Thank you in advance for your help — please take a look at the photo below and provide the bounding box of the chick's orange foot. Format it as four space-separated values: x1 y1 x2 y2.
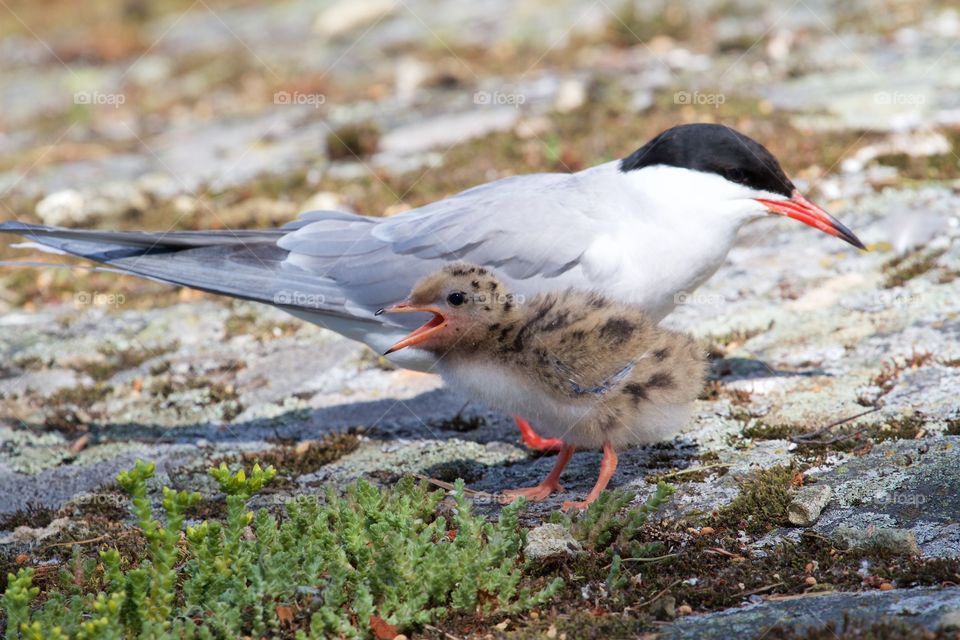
514 416 564 451
500 482 563 503
562 443 618 511
500 442 575 503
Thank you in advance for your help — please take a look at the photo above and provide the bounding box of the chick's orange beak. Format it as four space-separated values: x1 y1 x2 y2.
755 189 865 250
379 302 447 354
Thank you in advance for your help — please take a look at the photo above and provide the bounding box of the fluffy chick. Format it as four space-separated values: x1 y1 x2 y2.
382 262 705 509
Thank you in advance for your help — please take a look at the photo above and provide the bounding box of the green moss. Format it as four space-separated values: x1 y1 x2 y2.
874 151 960 181
714 465 795 535
871 413 925 442
216 431 361 482
356 347 398 371
72 342 178 382
223 307 300 340
145 376 243 422
550 485 674 559
2 461 561 638
741 420 796 441
946 419 960 436
740 410 938 457
44 382 114 432
703 324 771 358
882 247 947 288
0 502 57 533
10 355 46 371
604 1 693 47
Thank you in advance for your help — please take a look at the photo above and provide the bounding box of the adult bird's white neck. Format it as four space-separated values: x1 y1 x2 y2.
579 163 765 321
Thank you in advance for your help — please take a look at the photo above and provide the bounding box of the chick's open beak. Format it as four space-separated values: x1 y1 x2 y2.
379 302 447 354
755 189 865 250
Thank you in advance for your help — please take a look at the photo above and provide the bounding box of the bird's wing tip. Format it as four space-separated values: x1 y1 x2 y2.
0 221 47 233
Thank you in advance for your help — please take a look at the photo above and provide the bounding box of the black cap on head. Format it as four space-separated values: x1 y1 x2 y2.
620 123 795 197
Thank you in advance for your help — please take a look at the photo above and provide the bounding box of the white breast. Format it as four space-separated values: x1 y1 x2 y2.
437 358 595 440
436 357 695 450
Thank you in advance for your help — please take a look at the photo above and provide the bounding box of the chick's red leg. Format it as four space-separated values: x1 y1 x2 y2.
501 443 575 503
514 415 564 451
562 442 618 511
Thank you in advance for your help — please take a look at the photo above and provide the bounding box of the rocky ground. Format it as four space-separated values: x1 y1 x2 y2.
1 0 960 637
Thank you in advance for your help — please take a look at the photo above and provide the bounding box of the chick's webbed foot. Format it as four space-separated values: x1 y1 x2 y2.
499 442 575 503
514 416 564 451
561 442 618 512
501 481 563 503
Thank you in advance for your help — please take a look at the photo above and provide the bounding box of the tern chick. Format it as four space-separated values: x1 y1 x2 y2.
382 263 706 509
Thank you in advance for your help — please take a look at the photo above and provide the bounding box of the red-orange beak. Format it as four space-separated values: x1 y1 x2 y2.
755 189 865 250
378 302 447 355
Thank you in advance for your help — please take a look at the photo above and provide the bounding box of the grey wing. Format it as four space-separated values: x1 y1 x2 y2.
277 172 598 315
0 172 597 339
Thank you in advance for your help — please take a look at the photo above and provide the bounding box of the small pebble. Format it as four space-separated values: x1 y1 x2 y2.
787 484 832 527
700 526 715 536
525 524 583 560
677 604 693 615
804 576 817 586
880 582 894 591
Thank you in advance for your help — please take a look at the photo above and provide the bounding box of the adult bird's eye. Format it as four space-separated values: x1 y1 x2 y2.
727 168 747 184
447 291 467 306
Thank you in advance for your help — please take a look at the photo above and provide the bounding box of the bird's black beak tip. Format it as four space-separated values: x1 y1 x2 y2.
843 232 867 252
375 307 385 316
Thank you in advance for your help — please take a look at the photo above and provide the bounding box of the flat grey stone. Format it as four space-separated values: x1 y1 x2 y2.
524 523 582 561
832 526 922 556
663 587 960 639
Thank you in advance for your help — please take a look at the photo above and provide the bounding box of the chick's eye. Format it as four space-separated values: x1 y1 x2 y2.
447 291 467 306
